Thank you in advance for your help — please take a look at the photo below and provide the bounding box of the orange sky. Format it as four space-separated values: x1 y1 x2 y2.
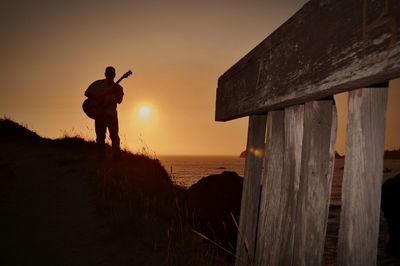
1 1 399 155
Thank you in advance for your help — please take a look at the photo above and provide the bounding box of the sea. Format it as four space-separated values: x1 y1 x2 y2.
158 155 245 188
158 155 399 189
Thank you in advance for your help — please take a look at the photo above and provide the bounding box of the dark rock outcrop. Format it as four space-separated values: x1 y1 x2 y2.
382 173 400 258
187 171 243 253
384 149 400 160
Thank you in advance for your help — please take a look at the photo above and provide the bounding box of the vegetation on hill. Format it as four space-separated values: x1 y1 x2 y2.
0 118 230 265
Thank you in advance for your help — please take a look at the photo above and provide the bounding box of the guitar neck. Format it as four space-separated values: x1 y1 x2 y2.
115 77 125 85
113 70 132 86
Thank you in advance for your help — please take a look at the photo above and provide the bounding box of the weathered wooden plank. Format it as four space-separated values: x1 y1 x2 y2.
254 111 285 266
216 0 400 121
292 100 338 265
337 87 388 266
235 115 267 266
255 105 304 265
279 105 304 265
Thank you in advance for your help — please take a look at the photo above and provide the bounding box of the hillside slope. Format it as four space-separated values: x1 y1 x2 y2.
0 119 224 266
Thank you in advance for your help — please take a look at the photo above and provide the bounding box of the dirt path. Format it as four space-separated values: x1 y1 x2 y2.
0 140 117 266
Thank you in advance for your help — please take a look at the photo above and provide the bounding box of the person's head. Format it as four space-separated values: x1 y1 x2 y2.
105 66 116 80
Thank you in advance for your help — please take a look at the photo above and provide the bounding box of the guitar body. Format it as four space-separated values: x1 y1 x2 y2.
82 98 102 120
83 70 132 120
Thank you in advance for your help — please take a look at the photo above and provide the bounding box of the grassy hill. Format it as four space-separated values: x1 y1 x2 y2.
0 118 228 266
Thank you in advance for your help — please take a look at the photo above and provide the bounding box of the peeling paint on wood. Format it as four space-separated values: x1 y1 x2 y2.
253 101 337 265
235 115 267 266
254 105 304 265
254 111 285 266
292 100 337 265
216 0 400 121
337 87 388 266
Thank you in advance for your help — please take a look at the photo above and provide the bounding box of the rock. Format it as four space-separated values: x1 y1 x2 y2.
187 171 243 253
383 167 392 173
384 149 400 159
335 151 344 159
382 173 400 258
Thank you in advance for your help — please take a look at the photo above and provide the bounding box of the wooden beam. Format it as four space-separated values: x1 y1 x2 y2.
216 0 400 121
337 87 388 266
235 115 267 266
292 100 337 265
255 105 304 265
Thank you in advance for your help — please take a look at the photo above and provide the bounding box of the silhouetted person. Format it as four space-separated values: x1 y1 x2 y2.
85 66 124 159
381 173 400 258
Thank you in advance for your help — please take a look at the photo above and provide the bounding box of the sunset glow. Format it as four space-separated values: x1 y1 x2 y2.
0 1 399 155
138 105 151 118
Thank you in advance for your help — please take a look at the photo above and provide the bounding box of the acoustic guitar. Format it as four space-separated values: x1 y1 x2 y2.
83 70 132 119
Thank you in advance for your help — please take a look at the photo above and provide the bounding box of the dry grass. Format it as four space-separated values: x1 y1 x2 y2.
0 118 233 265
82 148 232 265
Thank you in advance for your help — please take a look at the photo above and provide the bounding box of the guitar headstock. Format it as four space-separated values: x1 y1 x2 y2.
122 70 133 79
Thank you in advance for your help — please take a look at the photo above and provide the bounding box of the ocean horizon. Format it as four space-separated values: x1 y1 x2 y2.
158 155 245 187
158 155 400 192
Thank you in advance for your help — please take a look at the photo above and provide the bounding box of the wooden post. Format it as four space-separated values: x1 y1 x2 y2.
255 110 285 265
255 105 304 265
280 105 305 265
214 2 399 265
338 87 388 266
293 100 338 265
235 115 267 266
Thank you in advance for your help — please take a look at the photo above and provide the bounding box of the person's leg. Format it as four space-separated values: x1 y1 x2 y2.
95 119 107 159
108 114 120 158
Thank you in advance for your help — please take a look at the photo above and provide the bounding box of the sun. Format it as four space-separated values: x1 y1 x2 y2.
138 105 151 118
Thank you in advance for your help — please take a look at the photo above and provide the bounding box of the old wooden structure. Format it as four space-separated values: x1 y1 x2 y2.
215 0 399 265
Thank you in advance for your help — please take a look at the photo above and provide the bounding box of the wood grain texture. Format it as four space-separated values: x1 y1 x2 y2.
235 115 267 266
216 0 400 121
292 100 338 265
255 105 304 265
254 111 285 266
337 87 388 266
